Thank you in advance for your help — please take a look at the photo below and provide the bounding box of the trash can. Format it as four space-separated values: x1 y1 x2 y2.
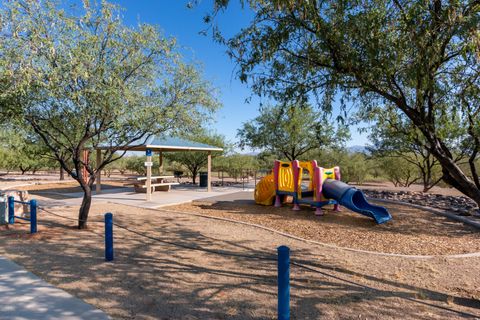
199 172 208 188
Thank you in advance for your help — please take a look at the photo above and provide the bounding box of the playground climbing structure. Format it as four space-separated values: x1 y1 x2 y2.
255 160 392 224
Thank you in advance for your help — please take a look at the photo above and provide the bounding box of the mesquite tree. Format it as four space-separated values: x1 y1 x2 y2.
207 0 480 205
366 107 444 192
166 130 226 184
237 104 348 160
0 127 57 175
0 1 219 228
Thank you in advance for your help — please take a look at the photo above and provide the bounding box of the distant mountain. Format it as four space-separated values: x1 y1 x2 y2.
347 145 369 154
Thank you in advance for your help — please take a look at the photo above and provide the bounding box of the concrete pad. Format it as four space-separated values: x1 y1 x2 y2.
34 185 255 209
0 256 109 320
193 191 255 204
90 186 249 209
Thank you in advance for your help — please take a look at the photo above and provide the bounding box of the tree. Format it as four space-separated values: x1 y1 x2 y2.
366 107 443 192
103 156 129 177
379 157 421 188
0 1 219 228
307 148 369 184
0 126 56 175
341 153 369 185
255 151 277 171
166 130 226 184
237 104 348 160
208 0 480 205
0 142 15 173
124 156 148 175
124 155 164 176
216 153 258 182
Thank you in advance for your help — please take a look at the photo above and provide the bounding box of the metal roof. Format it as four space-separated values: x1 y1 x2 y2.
99 135 223 152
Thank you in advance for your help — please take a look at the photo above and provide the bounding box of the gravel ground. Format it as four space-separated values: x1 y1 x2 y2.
0 202 479 319
353 181 466 197
363 189 480 216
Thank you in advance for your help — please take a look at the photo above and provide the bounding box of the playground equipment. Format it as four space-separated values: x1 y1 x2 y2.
255 160 392 224
254 173 276 205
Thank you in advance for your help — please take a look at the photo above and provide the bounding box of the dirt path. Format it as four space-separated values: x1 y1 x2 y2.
0 202 479 319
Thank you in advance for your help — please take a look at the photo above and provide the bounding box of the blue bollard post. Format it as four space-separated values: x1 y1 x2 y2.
278 245 290 320
30 200 37 234
8 196 14 224
105 213 114 261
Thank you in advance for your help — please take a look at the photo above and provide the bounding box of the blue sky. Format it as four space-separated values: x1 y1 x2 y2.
111 1 369 148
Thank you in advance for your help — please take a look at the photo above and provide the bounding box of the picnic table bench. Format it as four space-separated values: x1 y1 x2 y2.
126 176 179 193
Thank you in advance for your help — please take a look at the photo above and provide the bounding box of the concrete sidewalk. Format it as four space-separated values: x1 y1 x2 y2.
0 256 109 320
34 185 253 209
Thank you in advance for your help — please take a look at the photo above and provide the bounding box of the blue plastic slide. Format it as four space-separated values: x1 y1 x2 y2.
322 179 392 224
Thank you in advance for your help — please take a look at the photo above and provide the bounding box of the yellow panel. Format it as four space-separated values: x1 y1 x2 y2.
322 167 336 181
277 161 295 192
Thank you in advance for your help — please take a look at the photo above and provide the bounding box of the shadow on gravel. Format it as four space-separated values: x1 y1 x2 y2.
28 184 127 197
1 210 479 319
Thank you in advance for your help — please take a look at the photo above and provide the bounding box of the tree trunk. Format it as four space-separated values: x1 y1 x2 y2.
431 146 480 206
192 170 197 184
423 183 434 193
60 166 65 180
422 172 434 192
78 185 92 229
400 106 480 206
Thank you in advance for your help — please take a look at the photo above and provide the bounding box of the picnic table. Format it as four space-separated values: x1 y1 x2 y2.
127 175 179 193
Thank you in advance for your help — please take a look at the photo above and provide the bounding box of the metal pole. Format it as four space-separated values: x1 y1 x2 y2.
30 200 37 234
278 245 290 320
8 196 14 224
105 213 114 261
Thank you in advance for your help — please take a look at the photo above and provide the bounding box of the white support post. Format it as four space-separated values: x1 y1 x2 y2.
146 149 152 201
207 151 212 192
95 149 102 194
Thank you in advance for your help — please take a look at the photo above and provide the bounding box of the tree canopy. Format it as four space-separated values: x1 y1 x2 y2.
0 0 220 227
208 0 480 205
365 106 443 191
0 126 56 174
237 103 348 160
166 129 227 184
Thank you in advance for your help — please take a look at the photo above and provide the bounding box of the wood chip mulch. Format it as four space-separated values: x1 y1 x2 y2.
171 201 480 256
